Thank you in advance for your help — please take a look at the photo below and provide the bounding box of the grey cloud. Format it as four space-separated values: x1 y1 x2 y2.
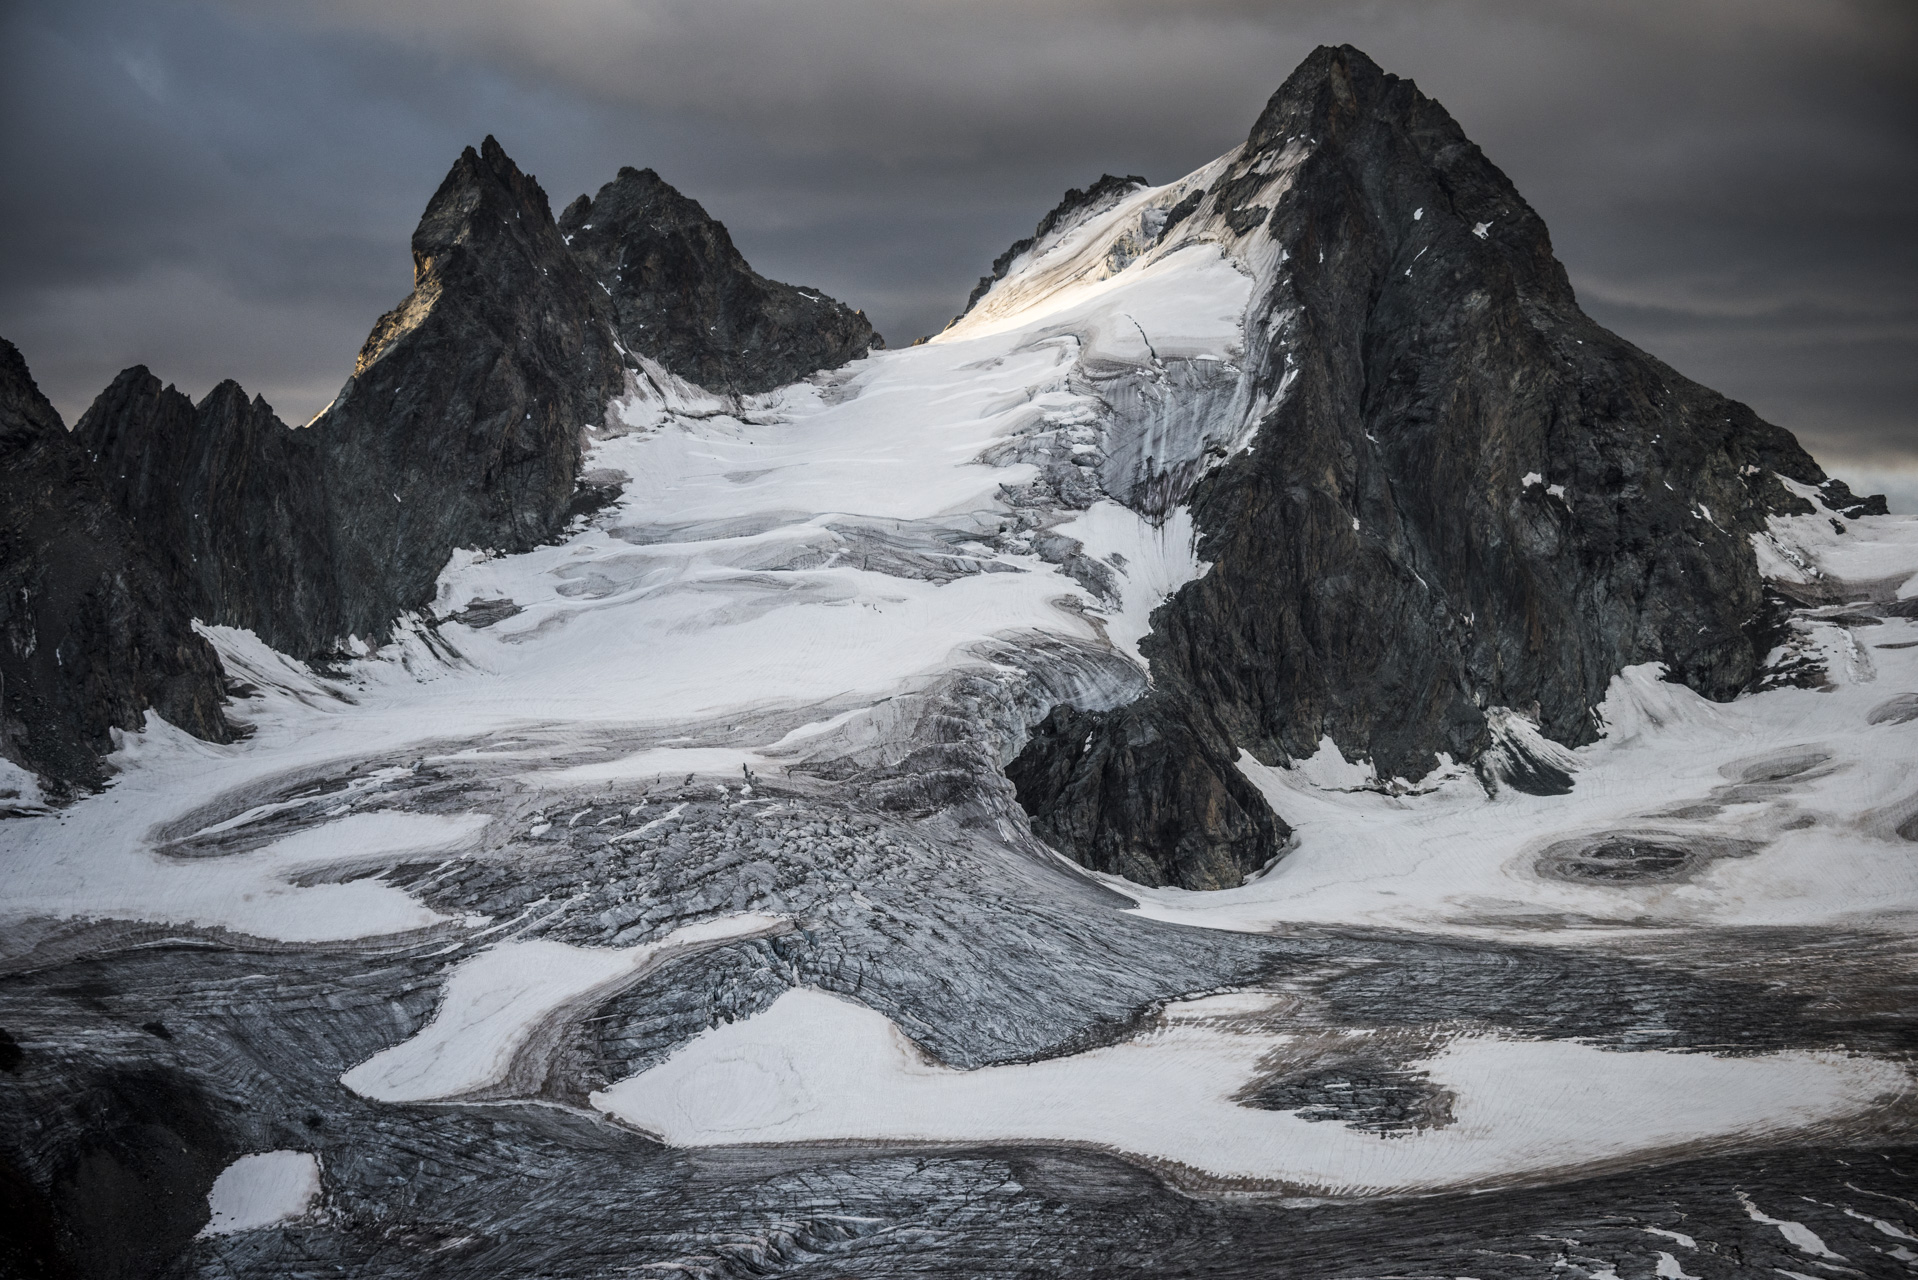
3 0 1912 497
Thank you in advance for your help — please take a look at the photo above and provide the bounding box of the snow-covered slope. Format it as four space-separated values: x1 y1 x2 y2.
4 43 1917 1280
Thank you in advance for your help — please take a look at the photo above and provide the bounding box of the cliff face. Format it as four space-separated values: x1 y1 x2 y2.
78 371 335 658
77 137 625 659
1006 46 1879 889
309 136 627 649
560 167 880 396
0 340 231 794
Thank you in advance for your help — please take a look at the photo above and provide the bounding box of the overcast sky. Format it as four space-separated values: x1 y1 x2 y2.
4 0 1914 504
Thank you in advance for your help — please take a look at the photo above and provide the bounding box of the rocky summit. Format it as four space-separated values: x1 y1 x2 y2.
561 166 881 395
0 341 230 797
1005 45 1884 889
4 43 1917 1280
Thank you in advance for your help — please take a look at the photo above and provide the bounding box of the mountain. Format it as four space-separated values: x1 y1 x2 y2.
302 135 628 652
559 166 881 395
77 369 335 660
70 140 883 675
1001 45 1884 889
4 45 1916 1280
0 340 231 795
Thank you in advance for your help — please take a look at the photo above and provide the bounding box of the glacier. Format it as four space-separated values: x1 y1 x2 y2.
2 43 1917 1280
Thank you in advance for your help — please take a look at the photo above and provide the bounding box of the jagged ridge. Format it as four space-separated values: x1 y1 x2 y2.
0 341 231 792
954 173 1149 324
560 167 880 396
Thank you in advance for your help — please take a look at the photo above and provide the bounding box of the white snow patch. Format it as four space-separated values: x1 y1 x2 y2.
592 986 1905 1193
0 757 47 813
1051 502 1206 670
342 913 790 1103
1655 1252 1700 1279
1 807 487 943
1285 738 1376 791
1842 1206 1918 1240
1737 1191 1847 1260
199 1151 321 1236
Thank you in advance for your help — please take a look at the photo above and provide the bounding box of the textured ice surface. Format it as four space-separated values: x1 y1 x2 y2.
343 913 789 1102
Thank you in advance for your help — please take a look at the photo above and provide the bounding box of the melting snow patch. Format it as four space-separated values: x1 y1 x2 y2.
1842 1206 1917 1240
1655 1252 1700 1279
592 986 1905 1193
199 1151 321 1236
343 913 791 1103
1736 1191 1846 1260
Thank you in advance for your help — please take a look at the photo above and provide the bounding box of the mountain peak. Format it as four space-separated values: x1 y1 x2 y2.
561 165 880 394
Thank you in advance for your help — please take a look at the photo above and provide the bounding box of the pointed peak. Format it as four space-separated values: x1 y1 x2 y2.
195 378 256 416
479 134 513 171
0 336 67 446
563 164 717 240
414 136 558 262
1245 43 1405 151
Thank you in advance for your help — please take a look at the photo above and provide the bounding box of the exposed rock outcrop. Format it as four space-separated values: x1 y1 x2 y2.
560 167 880 395
310 135 626 649
78 371 335 658
78 136 626 659
1007 46 1882 889
0 340 231 794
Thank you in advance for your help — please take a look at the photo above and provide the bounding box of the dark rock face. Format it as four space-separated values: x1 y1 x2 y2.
311 136 626 648
559 167 880 395
0 340 230 794
73 141 882 668
1009 46 1875 889
77 137 625 659
77 371 335 658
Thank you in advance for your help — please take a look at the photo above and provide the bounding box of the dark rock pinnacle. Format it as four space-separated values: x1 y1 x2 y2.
560 166 881 396
0 339 231 793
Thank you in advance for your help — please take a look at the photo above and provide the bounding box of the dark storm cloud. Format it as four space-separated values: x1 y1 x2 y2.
3 0 1913 499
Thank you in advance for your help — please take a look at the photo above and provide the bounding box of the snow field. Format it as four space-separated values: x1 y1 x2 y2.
591 985 1907 1193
